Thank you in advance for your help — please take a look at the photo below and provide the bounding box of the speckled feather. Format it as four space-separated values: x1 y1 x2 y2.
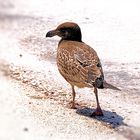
57 40 104 88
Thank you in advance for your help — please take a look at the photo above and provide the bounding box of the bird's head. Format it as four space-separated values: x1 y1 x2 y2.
46 22 82 42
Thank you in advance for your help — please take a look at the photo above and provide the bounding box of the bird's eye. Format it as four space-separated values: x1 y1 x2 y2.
60 29 66 33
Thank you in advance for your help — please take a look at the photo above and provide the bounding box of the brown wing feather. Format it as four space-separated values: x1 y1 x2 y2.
57 40 104 88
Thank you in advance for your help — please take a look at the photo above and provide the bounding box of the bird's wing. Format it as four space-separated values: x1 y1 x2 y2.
73 44 101 68
73 44 104 85
57 41 103 87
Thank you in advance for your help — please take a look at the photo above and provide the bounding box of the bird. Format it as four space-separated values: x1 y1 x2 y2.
46 22 104 116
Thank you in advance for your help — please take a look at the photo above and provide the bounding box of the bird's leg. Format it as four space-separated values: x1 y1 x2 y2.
70 85 76 109
91 87 103 116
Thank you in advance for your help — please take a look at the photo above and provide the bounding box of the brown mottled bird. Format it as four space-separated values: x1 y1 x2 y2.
46 22 104 116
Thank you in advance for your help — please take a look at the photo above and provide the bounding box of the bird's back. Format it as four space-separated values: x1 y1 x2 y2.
57 40 104 88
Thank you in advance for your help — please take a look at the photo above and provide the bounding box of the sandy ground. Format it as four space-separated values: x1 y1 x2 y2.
0 0 140 139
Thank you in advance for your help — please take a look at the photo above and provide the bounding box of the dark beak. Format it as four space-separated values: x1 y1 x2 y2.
46 29 59 37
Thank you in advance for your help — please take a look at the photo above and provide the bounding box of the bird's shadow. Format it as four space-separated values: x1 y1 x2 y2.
76 107 127 128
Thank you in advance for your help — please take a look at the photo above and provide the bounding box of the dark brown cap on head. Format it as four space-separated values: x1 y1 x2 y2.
46 22 82 42
56 22 79 29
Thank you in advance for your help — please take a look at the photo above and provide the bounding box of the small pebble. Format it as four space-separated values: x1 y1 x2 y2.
23 127 28 132
19 54 23 57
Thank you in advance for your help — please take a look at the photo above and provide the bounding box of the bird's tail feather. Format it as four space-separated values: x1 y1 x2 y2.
103 81 121 91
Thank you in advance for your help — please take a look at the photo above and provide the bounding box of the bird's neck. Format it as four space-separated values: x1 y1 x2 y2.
59 38 82 45
61 37 82 41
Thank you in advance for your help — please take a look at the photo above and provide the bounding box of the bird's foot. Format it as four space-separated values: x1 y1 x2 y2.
91 107 104 117
70 105 77 109
68 101 79 109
